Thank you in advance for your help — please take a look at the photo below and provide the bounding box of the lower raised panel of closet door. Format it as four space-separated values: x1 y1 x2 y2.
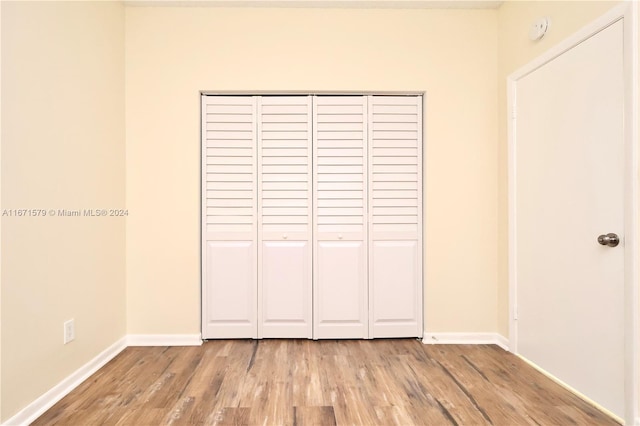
370 240 421 338
260 240 312 338
314 240 368 339
203 240 257 339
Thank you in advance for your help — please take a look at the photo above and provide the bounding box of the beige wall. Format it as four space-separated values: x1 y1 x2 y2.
125 7 499 335
0 1 126 421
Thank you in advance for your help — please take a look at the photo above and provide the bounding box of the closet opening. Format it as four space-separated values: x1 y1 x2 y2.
201 93 423 340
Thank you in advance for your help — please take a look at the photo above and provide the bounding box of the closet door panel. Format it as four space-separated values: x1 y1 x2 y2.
203 241 257 338
315 241 367 339
260 241 311 337
370 240 420 338
258 96 313 338
313 96 368 339
202 95 257 339
368 95 423 338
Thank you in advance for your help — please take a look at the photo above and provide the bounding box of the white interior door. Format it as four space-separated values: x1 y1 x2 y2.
258 96 313 338
313 96 369 339
202 96 258 339
514 20 625 417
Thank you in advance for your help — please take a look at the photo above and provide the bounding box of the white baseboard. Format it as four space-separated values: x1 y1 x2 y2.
127 334 202 347
2 337 127 426
516 354 624 425
422 332 509 351
495 334 509 350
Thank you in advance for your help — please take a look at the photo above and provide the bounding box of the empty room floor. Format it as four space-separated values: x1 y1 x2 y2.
32 339 618 425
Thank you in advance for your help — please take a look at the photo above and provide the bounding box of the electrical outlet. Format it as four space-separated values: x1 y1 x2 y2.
64 319 75 344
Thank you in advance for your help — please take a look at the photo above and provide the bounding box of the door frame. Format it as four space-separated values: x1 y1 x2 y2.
507 2 638 424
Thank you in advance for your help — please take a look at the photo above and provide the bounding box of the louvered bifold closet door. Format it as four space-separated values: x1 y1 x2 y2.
313 96 369 339
258 96 313 338
368 95 423 338
202 95 258 339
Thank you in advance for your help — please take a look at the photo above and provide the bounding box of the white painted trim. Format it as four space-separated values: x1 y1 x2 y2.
202 90 425 96
494 333 509 351
507 2 638 424
126 334 203 346
0 2 3 422
624 2 639 425
507 73 517 354
422 333 509 351
517 354 624 425
200 94 207 341
1 337 127 426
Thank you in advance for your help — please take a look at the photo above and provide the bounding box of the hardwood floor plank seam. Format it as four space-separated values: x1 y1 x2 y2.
433 359 494 424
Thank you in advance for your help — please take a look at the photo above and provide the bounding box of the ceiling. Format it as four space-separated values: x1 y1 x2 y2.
124 0 504 9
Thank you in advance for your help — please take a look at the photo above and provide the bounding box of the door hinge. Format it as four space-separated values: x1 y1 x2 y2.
513 305 518 321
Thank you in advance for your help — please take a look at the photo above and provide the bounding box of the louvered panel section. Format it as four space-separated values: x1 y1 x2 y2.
258 96 313 338
369 96 422 237
203 96 257 235
314 96 368 235
258 96 312 236
368 95 423 339
202 95 258 339
313 96 368 339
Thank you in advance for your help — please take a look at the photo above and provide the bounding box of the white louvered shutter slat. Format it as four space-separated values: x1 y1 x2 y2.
201 95 258 339
368 95 423 338
258 96 313 338
313 96 368 339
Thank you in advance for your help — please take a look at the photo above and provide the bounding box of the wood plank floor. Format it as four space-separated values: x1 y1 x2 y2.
33 339 619 425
